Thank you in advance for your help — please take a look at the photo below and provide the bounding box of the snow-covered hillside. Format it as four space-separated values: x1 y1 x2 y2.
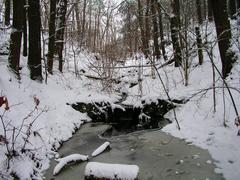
0 21 240 180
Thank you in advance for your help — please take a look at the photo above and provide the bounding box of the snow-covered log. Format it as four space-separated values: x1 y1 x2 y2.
91 141 110 157
53 154 88 175
85 162 139 180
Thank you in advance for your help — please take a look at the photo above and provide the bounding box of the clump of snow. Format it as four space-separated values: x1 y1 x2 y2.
85 162 139 180
53 154 88 175
91 141 110 157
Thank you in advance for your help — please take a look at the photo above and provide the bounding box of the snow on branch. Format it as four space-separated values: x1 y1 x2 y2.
85 162 139 180
53 154 89 175
91 141 111 158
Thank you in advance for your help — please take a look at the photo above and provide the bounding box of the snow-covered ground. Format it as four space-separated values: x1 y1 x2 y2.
0 21 240 180
0 31 119 179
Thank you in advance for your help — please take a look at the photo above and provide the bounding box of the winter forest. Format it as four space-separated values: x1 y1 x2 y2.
0 0 240 179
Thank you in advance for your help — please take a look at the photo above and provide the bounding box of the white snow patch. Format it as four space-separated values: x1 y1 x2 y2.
53 154 88 175
85 162 139 180
91 142 110 157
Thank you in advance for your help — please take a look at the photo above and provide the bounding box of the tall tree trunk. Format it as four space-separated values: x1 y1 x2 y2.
170 0 182 67
196 0 203 24
145 0 150 55
229 0 237 18
151 0 161 60
4 0 11 26
47 0 56 74
237 0 240 10
56 0 67 73
156 0 167 60
137 0 149 57
81 0 87 47
208 0 213 21
8 0 24 74
74 3 81 43
196 0 204 65
211 0 236 78
88 0 93 49
195 27 203 65
203 0 207 21
28 0 43 81
23 0 28 57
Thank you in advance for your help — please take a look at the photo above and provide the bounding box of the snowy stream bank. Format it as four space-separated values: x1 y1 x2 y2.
44 123 223 180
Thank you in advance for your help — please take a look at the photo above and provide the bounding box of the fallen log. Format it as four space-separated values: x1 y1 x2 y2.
85 162 139 180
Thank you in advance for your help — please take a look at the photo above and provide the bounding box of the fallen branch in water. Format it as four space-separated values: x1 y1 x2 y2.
53 154 89 175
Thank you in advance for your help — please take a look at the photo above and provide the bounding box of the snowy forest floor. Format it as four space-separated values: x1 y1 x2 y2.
0 22 240 180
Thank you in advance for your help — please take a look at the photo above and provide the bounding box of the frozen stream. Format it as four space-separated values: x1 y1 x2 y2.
44 123 224 180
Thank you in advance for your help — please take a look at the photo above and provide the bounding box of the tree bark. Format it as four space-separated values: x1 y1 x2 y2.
195 0 204 65
156 0 167 60
8 0 24 75
145 0 150 55
207 0 213 21
151 0 161 60
137 0 149 57
196 0 203 24
74 3 81 43
47 0 56 74
28 0 43 81
195 27 203 65
211 0 236 78
4 0 11 26
81 0 87 47
23 0 28 57
55 0 67 73
170 0 182 67
237 0 240 10
228 0 236 18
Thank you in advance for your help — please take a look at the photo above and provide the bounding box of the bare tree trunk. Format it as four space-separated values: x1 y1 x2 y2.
88 0 93 49
237 0 240 10
4 0 11 26
56 0 67 73
145 0 150 54
203 0 207 21
229 0 237 19
47 0 56 74
195 0 204 65
156 0 167 60
151 0 161 60
23 0 28 57
170 0 182 67
211 0 236 78
196 0 203 24
208 0 213 21
137 0 149 57
28 0 43 81
8 0 24 75
74 3 81 43
195 27 203 65
81 0 87 47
